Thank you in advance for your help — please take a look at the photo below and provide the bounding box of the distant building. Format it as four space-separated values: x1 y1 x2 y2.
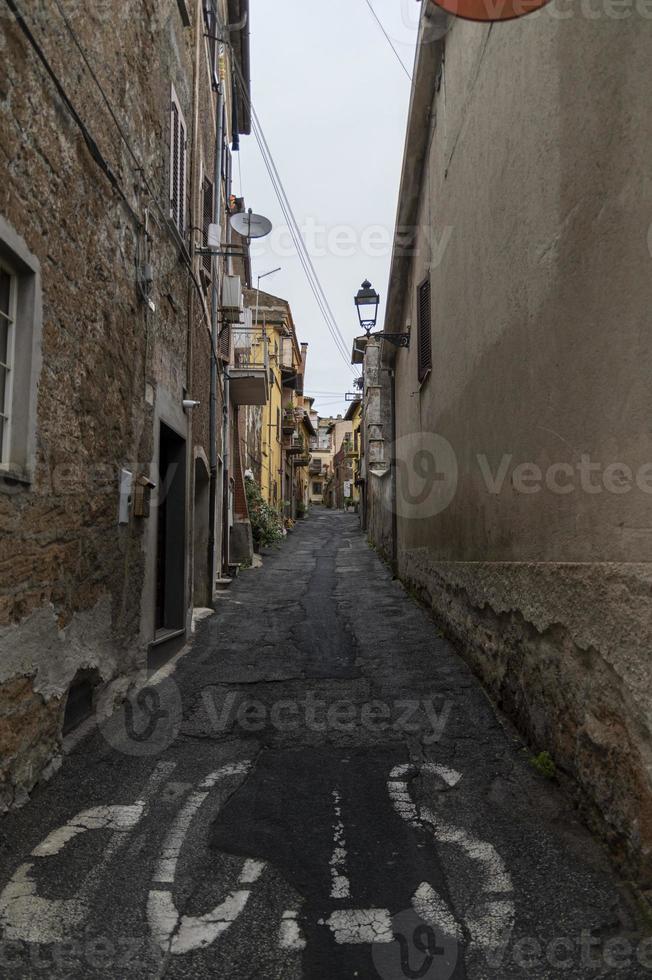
241 290 313 523
307 414 353 507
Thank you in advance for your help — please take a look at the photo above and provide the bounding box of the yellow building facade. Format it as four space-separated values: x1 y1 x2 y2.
243 288 311 515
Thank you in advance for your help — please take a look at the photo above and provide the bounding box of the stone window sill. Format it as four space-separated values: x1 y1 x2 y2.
0 468 32 493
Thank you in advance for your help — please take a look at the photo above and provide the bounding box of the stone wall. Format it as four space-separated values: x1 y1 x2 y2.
399 549 652 882
383 9 652 881
0 0 227 807
362 339 394 562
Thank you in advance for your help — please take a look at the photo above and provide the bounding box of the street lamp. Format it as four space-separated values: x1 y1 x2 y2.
353 279 409 349
355 280 380 334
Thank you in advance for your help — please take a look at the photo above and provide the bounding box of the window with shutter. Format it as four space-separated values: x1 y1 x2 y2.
0 264 16 466
202 176 214 279
416 276 432 383
170 104 179 227
203 0 220 89
169 87 187 235
0 222 41 482
178 117 186 234
218 324 231 361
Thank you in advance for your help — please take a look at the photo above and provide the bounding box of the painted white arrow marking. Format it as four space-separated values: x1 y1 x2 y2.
0 761 175 944
388 763 514 951
147 760 265 955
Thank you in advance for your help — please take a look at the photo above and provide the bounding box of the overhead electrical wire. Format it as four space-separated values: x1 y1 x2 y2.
229 55 356 376
13 0 223 368
19 0 355 384
362 0 413 81
249 114 355 373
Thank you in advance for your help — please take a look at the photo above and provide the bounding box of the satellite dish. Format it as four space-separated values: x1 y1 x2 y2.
229 209 273 240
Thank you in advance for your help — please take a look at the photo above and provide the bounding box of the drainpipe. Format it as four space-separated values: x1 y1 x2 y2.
209 83 225 586
222 102 235 575
389 366 398 577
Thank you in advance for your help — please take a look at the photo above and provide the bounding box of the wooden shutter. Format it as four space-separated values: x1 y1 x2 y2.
170 88 187 234
417 276 432 383
202 176 214 277
178 117 186 234
218 324 231 361
170 102 179 227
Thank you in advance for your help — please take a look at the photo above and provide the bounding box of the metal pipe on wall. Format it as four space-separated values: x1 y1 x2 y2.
208 81 225 587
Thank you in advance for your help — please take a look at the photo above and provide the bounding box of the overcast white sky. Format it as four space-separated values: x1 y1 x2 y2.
235 0 419 417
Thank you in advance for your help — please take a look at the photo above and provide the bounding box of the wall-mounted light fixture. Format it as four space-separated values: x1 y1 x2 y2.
354 280 409 349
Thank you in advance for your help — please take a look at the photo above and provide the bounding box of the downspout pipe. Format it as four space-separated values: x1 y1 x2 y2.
389 366 398 576
209 82 225 586
222 102 234 575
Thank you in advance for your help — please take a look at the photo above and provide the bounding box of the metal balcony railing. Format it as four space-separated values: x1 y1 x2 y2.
231 328 269 371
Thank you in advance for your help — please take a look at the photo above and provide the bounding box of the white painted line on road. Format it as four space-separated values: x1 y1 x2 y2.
420 805 513 895
329 788 351 899
147 760 265 955
465 899 516 951
388 763 515 952
323 908 394 945
32 804 144 857
0 761 176 944
422 763 463 788
147 886 252 956
279 910 307 950
412 881 463 941
153 762 251 886
239 859 266 884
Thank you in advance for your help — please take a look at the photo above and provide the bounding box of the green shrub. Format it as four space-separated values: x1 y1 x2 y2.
530 750 556 779
245 479 284 548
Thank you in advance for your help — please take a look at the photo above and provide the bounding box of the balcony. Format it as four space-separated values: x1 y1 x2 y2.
286 435 307 456
282 409 298 435
309 460 322 476
229 328 269 406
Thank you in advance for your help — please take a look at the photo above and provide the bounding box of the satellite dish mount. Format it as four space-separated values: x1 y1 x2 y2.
198 208 273 258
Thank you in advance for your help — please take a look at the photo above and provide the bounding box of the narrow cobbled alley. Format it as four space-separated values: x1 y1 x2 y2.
0 512 645 979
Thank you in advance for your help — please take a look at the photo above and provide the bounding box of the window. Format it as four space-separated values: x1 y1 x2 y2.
170 87 187 235
203 0 221 90
416 276 432 383
201 175 214 279
0 218 41 484
276 407 280 440
313 482 323 495
0 264 15 466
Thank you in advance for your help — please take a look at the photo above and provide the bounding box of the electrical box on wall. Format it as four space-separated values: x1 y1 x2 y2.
134 475 156 518
118 469 132 525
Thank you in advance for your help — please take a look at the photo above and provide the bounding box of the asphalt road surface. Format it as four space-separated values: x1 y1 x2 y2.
0 511 648 979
